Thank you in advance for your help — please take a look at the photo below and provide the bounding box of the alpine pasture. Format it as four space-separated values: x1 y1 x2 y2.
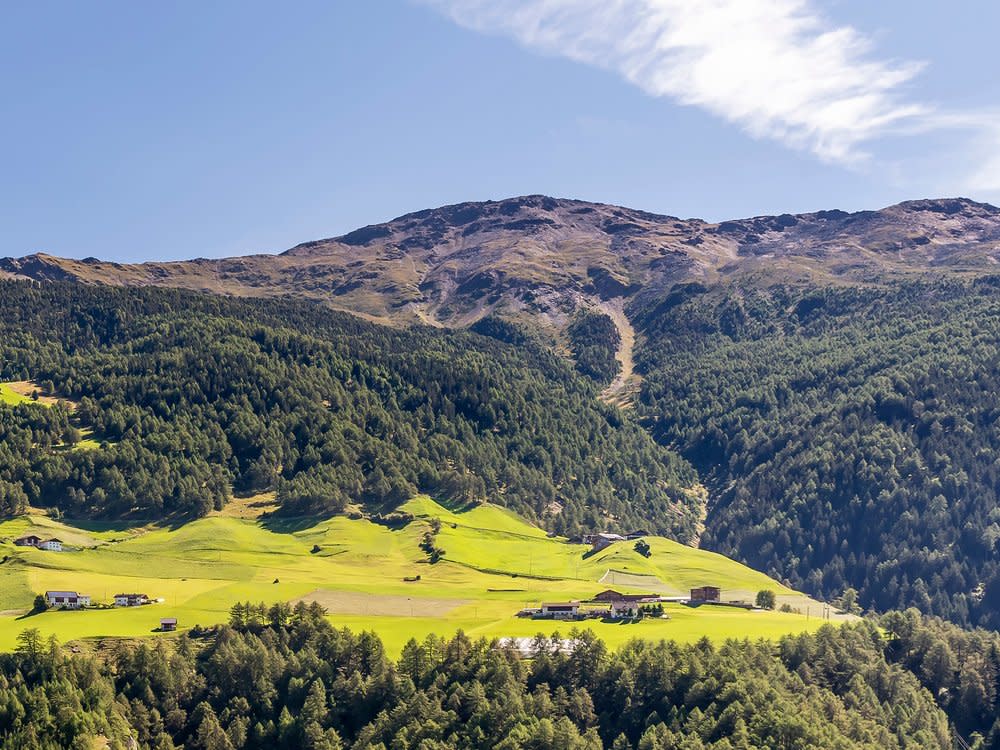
0 496 840 655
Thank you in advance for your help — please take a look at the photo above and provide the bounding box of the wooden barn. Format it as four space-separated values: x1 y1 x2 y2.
690 586 721 603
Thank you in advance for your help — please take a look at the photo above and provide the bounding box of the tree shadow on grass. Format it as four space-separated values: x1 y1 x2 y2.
64 509 201 533
50 517 144 534
15 612 37 621
259 514 325 534
423 496 479 515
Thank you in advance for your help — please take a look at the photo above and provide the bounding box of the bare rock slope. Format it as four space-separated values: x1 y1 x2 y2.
3 195 1000 333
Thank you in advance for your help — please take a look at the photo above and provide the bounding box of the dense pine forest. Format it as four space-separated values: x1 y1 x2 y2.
0 281 698 538
566 311 621 385
635 277 1000 629
11 606 1000 749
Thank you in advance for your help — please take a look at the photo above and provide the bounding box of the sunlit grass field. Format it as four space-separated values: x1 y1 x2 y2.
0 496 841 656
0 382 42 406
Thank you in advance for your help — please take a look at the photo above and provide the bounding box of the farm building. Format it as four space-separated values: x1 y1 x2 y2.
609 597 658 618
592 589 626 601
625 530 650 540
15 536 62 551
114 593 150 607
45 590 90 609
541 602 580 619
160 618 177 632
690 586 721 603
590 589 659 617
589 533 625 552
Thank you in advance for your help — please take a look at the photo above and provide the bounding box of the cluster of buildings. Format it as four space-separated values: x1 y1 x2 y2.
43 591 158 609
15 534 63 551
42 589 176 630
45 590 156 609
523 586 726 621
17 528 178 629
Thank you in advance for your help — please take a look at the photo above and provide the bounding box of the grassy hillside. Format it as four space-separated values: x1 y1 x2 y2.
0 382 38 406
0 497 838 655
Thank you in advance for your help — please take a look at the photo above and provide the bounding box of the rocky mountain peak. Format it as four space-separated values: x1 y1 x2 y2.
2 196 1000 331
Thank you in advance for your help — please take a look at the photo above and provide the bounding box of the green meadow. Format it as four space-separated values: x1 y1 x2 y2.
0 382 41 406
0 496 842 656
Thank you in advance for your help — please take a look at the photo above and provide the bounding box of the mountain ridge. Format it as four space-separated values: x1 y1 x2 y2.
5 195 1000 332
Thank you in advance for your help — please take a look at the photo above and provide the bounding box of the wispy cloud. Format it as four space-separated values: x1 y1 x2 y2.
421 0 930 165
421 0 1000 201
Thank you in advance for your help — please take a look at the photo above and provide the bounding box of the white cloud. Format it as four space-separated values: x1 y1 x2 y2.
420 0 1000 201
420 0 929 165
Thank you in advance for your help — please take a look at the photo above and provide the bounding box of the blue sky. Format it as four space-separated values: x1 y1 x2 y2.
2 1 998 262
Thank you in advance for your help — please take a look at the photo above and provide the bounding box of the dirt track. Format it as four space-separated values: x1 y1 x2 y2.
597 299 639 406
292 589 468 617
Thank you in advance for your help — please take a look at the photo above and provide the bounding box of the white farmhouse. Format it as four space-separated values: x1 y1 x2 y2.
45 591 90 609
114 593 150 607
540 601 580 619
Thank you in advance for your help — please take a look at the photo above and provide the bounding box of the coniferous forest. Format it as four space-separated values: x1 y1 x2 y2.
13 605 1000 750
634 278 1000 630
0 281 698 538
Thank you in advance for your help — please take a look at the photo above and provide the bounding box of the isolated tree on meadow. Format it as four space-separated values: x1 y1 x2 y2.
756 590 776 610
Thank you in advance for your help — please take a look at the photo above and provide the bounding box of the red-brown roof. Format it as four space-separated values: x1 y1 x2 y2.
592 589 655 602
